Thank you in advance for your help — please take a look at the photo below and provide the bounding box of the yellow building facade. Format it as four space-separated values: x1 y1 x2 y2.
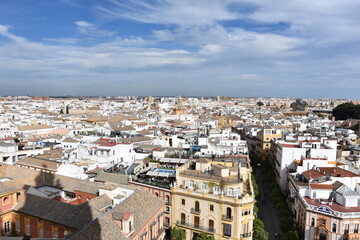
171 157 255 240
255 127 282 161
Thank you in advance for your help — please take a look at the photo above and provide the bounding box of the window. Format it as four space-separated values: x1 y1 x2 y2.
332 223 336 232
165 195 170 204
129 221 132 232
3 196 9 204
194 216 200 228
195 201 200 212
214 185 220 193
355 224 359 233
140 232 147 240
226 207 232 219
4 221 10 234
321 219 326 225
202 182 207 190
39 228 44 238
190 180 194 188
182 199 185 205
66 192 75 198
155 193 159 197
228 188 234 196
165 206 170 213
242 209 251 216
15 220 20 234
210 204 214 211
158 214 161 231
243 223 249 235
209 220 214 232
181 213 186 224
26 223 30 235
223 223 231 237
236 187 241 196
345 224 349 234
311 218 315 227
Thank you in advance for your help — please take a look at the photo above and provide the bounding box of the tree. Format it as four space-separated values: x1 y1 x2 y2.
332 102 360 120
290 99 308 111
195 233 215 240
253 219 269 240
257 101 264 106
171 227 186 240
285 230 299 240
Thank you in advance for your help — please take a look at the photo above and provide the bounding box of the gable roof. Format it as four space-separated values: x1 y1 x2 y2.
14 193 112 229
70 190 164 240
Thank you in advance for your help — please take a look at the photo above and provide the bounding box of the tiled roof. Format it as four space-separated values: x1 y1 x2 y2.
70 190 164 240
17 125 52 131
14 194 111 229
302 169 326 180
309 183 333 190
94 172 129 185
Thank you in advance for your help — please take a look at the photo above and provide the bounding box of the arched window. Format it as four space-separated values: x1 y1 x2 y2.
236 187 241 196
228 188 234 196
226 207 232 219
311 218 315 227
195 201 200 211
165 195 170 204
332 223 336 232
155 193 159 197
202 182 207 190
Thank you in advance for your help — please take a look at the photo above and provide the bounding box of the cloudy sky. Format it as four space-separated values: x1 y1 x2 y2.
0 0 359 98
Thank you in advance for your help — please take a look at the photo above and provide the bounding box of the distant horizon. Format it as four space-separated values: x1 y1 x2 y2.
0 0 359 98
1 94 359 101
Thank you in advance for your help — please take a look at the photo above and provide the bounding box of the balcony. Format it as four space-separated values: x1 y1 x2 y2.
191 208 201 214
180 170 242 183
222 215 233 221
241 233 251 239
176 220 215 234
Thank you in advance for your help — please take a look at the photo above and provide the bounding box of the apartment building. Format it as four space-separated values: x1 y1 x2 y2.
0 165 166 240
271 137 337 191
255 126 282 161
171 157 255 240
288 167 360 240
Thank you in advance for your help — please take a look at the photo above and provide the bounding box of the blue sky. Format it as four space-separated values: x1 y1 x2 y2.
0 0 360 98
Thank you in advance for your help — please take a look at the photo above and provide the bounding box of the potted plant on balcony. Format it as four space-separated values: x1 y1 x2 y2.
207 182 217 194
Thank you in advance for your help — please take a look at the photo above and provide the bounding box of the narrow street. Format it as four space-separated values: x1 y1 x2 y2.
254 166 283 240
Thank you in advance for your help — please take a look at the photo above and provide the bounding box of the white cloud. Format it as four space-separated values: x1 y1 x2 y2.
96 0 241 27
75 21 115 37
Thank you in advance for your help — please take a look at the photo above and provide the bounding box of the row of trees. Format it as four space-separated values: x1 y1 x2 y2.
251 173 269 240
332 102 360 120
